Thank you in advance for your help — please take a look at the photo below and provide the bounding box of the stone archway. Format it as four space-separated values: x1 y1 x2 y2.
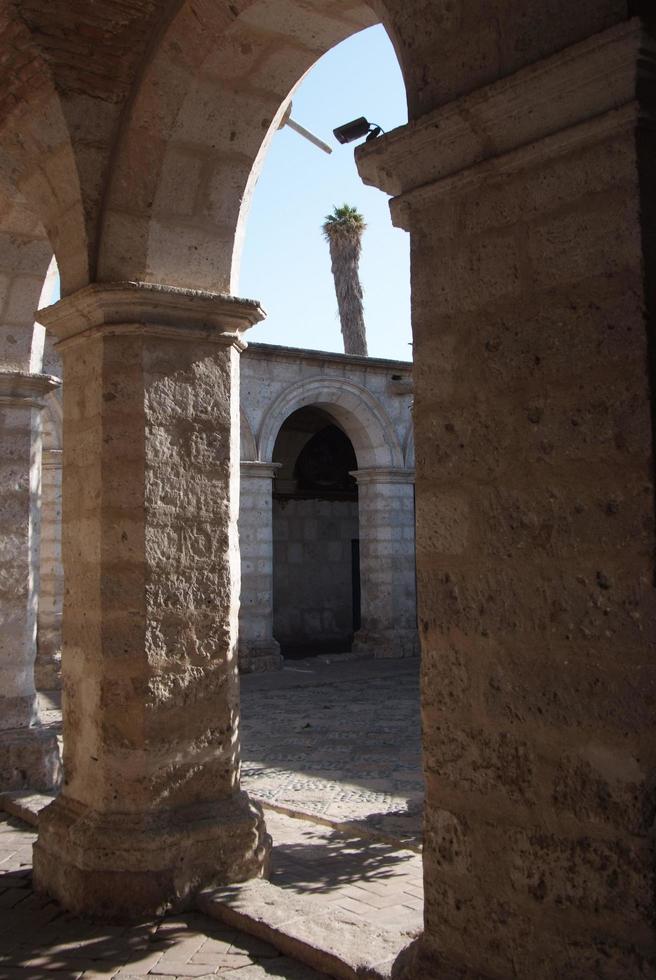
0 2 651 973
0 186 61 792
98 0 385 293
257 375 403 469
238 374 416 668
271 408 361 658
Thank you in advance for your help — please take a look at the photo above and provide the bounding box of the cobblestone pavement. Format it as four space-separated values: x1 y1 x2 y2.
240 657 422 847
39 658 423 847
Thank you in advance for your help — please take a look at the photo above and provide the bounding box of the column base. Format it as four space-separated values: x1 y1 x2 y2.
238 639 283 674
392 937 444 980
0 726 61 792
33 789 271 921
352 628 419 659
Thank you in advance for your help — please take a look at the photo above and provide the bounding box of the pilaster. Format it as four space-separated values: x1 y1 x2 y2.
35 447 63 691
238 460 283 673
351 467 417 660
0 370 61 791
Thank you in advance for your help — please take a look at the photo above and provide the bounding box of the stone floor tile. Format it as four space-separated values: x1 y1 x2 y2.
114 951 165 974
150 962 218 977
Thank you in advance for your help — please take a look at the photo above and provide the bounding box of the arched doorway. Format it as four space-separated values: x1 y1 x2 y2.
272 407 360 657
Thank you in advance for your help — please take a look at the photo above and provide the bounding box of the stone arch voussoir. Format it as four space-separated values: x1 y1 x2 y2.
257 376 403 469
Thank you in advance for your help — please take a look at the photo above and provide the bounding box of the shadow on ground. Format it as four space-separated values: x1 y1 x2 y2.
0 817 328 979
240 658 423 846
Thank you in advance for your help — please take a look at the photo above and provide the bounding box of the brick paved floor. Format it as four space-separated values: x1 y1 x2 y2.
266 811 422 935
20 658 423 976
0 815 329 979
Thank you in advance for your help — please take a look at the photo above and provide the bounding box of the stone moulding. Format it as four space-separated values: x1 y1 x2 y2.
256 375 404 469
35 281 266 347
33 789 271 920
356 18 653 212
240 461 282 479
0 370 61 408
350 467 415 485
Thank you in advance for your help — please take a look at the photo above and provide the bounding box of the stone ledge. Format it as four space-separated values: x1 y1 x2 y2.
256 800 422 855
356 19 651 200
36 281 266 346
198 878 413 980
0 371 61 408
0 789 55 826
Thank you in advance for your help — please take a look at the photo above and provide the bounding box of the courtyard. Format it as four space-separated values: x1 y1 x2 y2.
1 659 423 978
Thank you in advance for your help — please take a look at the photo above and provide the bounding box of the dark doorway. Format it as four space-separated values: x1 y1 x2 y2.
271 408 359 658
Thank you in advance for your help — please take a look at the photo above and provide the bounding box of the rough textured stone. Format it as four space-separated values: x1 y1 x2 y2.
30 284 271 919
0 2 654 976
358 14 656 980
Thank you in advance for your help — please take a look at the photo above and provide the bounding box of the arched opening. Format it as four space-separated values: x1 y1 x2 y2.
271 406 360 658
16 0 422 957
215 15 421 956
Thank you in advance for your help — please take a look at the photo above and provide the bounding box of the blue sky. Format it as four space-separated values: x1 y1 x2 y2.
239 25 411 362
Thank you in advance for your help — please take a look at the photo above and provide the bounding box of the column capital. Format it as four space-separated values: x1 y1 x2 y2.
0 371 61 409
240 461 282 479
350 467 415 485
36 281 266 350
356 19 652 228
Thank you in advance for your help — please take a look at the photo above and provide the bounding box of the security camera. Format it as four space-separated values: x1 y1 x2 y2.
333 117 383 145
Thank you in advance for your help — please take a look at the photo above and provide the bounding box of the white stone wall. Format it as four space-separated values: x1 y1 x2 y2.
239 343 416 667
241 344 413 470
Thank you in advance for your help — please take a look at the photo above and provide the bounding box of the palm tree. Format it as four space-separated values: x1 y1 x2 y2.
322 204 368 356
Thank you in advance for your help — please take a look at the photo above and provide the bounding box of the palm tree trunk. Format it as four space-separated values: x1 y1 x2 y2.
329 237 368 356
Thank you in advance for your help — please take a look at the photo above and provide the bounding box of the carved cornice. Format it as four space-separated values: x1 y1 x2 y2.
240 461 282 479
36 281 266 350
350 467 415 485
0 371 61 409
356 19 655 225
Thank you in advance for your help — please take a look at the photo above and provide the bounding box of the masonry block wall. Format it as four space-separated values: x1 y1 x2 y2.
272 497 358 653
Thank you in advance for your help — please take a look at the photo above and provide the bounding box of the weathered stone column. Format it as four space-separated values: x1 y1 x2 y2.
0 371 61 790
351 467 418 658
35 447 63 690
238 461 282 673
32 282 270 920
359 18 656 980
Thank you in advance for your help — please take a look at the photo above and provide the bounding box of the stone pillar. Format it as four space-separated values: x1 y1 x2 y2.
0 371 61 790
35 447 63 690
359 19 656 980
32 282 270 920
238 461 282 673
351 467 418 658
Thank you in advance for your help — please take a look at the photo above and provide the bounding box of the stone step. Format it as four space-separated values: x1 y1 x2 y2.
256 798 422 854
198 878 411 980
